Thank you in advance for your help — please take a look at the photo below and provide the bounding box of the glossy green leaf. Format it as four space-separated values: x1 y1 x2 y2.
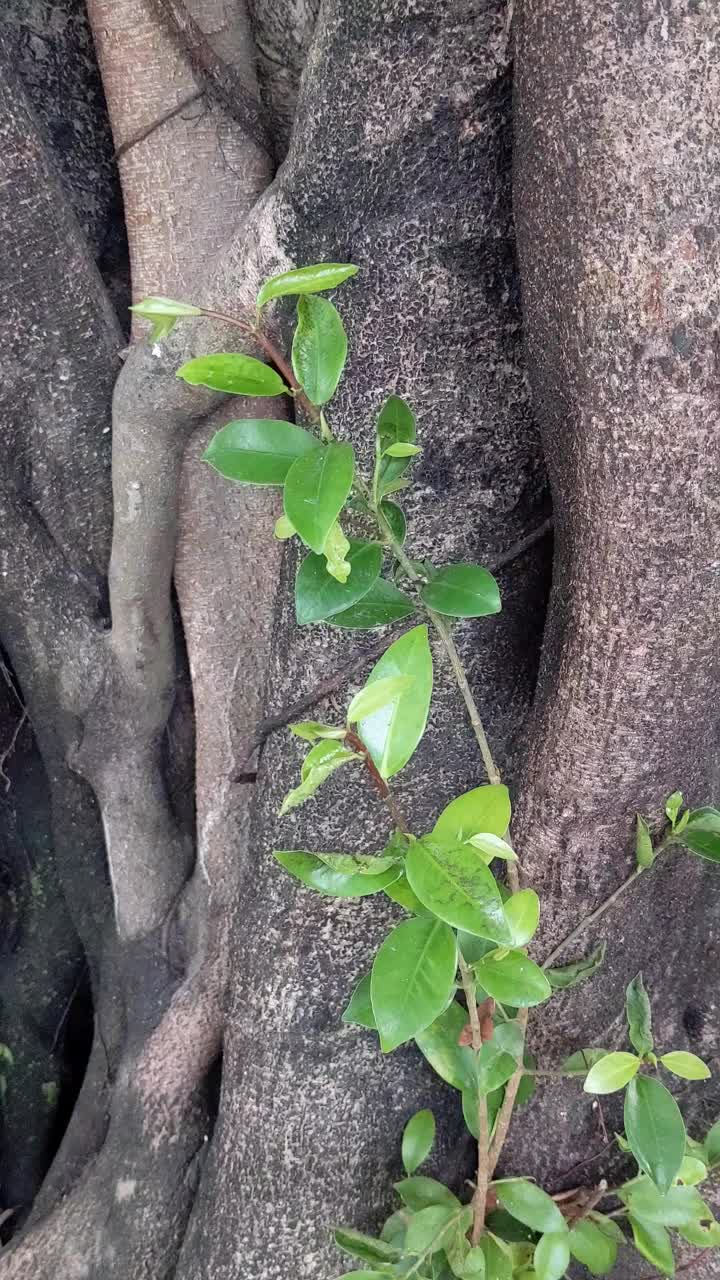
568 1219 618 1275
475 1022 524 1095
381 500 407 545
583 1052 640 1094
376 395 416 494
675 807 720 862
623 1179 708 1227
660 1051 711 1081
467 833 517 865
433 785 511 843
292 295 347 405
295 539 382 624
330 577 416 629
480 1235 513 1280
402 1109 436 1175
334 1227 401 1266
475 949 551 1008
420 564 501 619
504 890 540 947
560 1048 610 1076
384 873 430 916
130 295 201 341
284 441 354 554
546 942 606 992
625 1075 686 1193
278 740 360 815
357 625 433 778
626 973 654 1056
274 851 399 898
628 1216 675 1277
257 262 358 309
635 815 655 868
517 1052 537 1105
289 721 345 742
405 1205 472 1262
533 1231 570 1280
317 852 400 875
347 675 414 724
370 916 457 1052
666 791 684 827
462 1086 503 1140
324 521 351 583
406 837 511 943
496 1179 567 1235
456 931 496 965
385 441 421 458
203 419 319 486
342 973 376 1028
178 353 287 396
395 1177 460 1213
414 1001 477 1092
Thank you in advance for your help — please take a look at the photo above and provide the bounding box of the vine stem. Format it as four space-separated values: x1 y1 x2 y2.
197 305 321 424
345 730 409 834
458 955 490 1244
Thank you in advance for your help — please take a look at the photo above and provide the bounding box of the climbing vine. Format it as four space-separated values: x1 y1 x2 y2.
132 270 720 1279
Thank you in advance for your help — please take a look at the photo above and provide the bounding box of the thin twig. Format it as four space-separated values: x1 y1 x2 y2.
541 867 645 970
114 91 204 160
459 955 490 1244
0 709 27 791
345 730 409 834
485 516 553 574
556 1138 616 1182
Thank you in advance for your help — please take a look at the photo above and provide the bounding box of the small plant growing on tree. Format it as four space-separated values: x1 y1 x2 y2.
131 271 720 1279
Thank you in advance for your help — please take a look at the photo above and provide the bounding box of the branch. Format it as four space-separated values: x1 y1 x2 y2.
114 90 203 160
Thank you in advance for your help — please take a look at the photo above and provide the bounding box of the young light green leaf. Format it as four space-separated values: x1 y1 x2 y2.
568 1218 618 1276
626 973 654 1056
324 521 351 583
278 740 360 815
623 1179 708 1227
370 916 457 1052
384 441 422 458
474 949 552 1008
677 1212 720 1248
665 791 684 827
357 625 433 778
130 295 202 342
467 833 517 864
495 1180 567 1235
414 1001 477 1092
583 1052 640 1094
394 1176 460 1212
406 837 512 943
676 1154 708 1185
420 564 501 618
561 1048 610 1076
504 890 540 947
380 500 407 545
433 785 511 843
295 539 382 624
274 851 399 898
635 815 655 868
283 441 354 555
674 806 720 862
628 1216 675 1277
402 1109 436 1175
274 514 296 539
342 973 376 1028
330 577 416 629
546 942 607 992
337 1273 389 1279
257 262 358 309
659 1051 711 1081
376 395 416 494
333 1227 401 1266
203 419 319 486
292 295 348 405
624 1074 686 1193
316 852 400 875
347 675 414 724
533 1231 570 1280
178 353 287 396
289 721 346 742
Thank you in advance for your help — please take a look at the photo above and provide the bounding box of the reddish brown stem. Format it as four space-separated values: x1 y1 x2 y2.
199 306 320 423
345 730 409 834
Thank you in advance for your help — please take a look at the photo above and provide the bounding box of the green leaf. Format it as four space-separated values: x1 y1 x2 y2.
330 577 416 629
405 1205 472 1263
676 1154 708 1185
406 837 511 943
675 807 720 862
475 1022 524 1094
342 974 376 1028
665 791 684 827
504 890 540 947
583 1052 640 1094
587 1212 627 1246
380 1210 407 1248
628 1216 675 1277
462 1086 503 1140
624 1075 686 1193
402 1109 436 1175
456 932 496 966
480 1235 513 1280
357 625 433 778
546 942 607 991
433 785 511 843
203 419 319 486
568 1219 618 1275
274 513 296 539
385 442 422 458
533 1231 570 1280
289 721 346 742
317 852 400 875
130 295 202 342
324 521 351 583
333 1227 401 1266
381 500 407 545
274 851 399 898
337 1273 389 1280
474 949 552 1008
414 1001 477 1092
495 1179 567 1235
467 833 517 865
704 1118 720 1166
278 740 360 815
626 973 654 1056
420 565 501 619
635 815 655 868
295 539 382 624
178 353 287 396
623 1179 708 1227
659 1051 711 1081
347 675 414 724
292 295 348 405
376 396 416 494
395 1177 460 1213
458 1246 486 1279
677 1212 720 1248
385 873 431 916
257 262 358 309
370 916 457 1052
560 1048 610 1076
284 442 355 555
